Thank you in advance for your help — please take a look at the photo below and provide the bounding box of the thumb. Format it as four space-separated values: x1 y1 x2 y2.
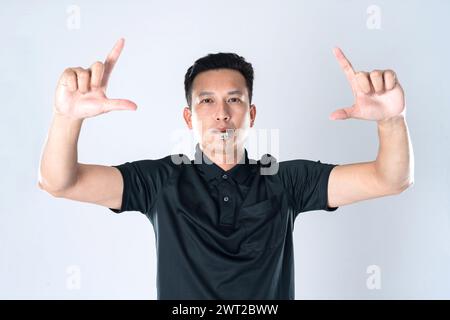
329 106 354 120
103 98 138 112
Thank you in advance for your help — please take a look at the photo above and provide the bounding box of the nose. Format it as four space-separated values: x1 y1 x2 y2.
215 101 231 122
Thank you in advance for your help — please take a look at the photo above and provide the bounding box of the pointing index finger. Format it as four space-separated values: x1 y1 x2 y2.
333 47 357 92
102 38 125 88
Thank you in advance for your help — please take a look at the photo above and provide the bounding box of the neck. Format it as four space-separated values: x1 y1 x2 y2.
200 143 245 171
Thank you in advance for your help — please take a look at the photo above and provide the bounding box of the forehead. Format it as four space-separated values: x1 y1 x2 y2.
191 69 247 95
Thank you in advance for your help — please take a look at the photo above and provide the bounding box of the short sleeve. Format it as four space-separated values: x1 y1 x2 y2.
278 159 339 219
109 156 176 215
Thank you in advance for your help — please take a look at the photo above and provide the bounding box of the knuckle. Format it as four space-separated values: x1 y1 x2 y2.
67 73 76 82
370 70 382 78
92 61 103 68
384 70 395 78
62 70 75 79
79 70 90 78
356 71 368 77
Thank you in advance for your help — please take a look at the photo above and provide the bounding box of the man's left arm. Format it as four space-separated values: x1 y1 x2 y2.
326 48 414 208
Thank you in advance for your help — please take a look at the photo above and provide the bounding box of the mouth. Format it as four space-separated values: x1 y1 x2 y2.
212 127 235 140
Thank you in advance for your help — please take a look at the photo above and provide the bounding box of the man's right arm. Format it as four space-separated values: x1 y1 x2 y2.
38 114 124 210
38 38 137 211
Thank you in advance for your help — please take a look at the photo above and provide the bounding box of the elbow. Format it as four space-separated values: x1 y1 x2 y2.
37 179 66 198
393 179 414 194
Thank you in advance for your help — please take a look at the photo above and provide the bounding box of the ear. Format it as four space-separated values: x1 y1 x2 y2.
183 106 193 129
249 104 256 128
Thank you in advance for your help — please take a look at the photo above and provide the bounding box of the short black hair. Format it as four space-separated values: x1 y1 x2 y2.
184 52 254 108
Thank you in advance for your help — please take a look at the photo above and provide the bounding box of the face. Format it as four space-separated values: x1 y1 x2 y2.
183 69 256 158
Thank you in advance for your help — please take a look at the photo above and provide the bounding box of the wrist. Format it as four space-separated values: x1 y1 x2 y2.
53 111 84 125
377 114 406 129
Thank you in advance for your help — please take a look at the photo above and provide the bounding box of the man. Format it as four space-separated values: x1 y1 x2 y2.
38 38 414 299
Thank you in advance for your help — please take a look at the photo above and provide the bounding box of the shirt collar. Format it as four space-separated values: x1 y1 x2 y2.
193 143 255 185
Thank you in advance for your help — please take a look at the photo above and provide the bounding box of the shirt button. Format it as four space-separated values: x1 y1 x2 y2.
222 174 228 179
223 196 229 202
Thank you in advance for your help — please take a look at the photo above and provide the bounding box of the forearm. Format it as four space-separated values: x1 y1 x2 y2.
38 113 84 193
374 115 414 191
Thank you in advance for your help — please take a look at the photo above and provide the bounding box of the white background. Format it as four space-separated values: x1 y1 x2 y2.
1 0 449 299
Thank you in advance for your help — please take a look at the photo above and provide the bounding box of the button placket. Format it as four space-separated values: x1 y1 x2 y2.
218 180 234 226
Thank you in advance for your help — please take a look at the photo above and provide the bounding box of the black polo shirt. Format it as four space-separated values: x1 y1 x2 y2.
109 143 339 299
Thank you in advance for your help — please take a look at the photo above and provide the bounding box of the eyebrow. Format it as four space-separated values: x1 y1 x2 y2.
197 90 244 97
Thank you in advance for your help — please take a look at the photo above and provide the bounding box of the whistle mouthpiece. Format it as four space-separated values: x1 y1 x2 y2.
220 129 235 140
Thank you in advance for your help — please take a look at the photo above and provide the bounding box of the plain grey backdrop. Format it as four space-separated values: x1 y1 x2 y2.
1 0 449 299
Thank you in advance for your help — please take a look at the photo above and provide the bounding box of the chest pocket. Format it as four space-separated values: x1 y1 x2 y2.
240 196 285 253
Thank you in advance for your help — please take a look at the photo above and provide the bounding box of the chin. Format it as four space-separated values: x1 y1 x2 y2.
203 137 236 154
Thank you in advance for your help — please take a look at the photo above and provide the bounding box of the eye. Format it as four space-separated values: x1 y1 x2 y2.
228 97 241 103
200 98 213 104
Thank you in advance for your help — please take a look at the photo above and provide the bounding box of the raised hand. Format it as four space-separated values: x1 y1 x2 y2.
54 38 137 120
330 47 405 121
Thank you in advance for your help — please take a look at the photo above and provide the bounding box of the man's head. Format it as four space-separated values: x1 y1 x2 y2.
183 53 256 160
